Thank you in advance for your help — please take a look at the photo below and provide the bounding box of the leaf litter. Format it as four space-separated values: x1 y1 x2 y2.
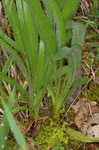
73 98 99 137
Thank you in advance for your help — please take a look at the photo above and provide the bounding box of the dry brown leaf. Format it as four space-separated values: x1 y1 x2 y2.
73 98 99 128
82 113 99 137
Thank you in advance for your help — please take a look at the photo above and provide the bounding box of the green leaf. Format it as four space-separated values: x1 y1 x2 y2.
88 33 99 39
47 85 56 104
1 100 26 148
89 52 95 58
36 41 45 94
93 0 98 9
0 55 13 84
0 88 15 150
0 30 24 55
0 39 30 82
68 76 89 98
0 84 7 98
73 77 89 89
56 47 72 60
66 128 99 142
0 73 26 94
2 0 25 51
96 54 99 60
25 0 56 58
87 42 99 48
41 0 53 28
2 55 13 74
62 0 80 23
43 0 66 47
23 1 38 75
56 66 69 79
72 21 86 48
55 0 68 10
15 0 38 75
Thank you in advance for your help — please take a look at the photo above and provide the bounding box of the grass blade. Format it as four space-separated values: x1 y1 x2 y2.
0 73 26 94
0 88 15 150
72 22 86 47
23 1 38 80
0 39 30 82
2 55 13 74
43 0 66 47
93 0 99 9
25 0 56 58
1 100 26 149
56 47 72 60
62 0 80 23
0 30 24 55
2 0 26 51
55 0 68 10
66 128 99 143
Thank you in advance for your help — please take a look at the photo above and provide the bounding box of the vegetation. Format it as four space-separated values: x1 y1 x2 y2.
0 0 99 149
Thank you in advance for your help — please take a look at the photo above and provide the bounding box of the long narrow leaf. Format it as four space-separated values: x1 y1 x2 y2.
0 30 24 55
62 0 80 23
2 0 26 51
0 88 15 150
55 0 68 10
0 73 26 94
0 39 30 82
23 1 38 80
2 55 13 74
25 0 56 58
72 22 86 47
43 0 66 47
41 0 53 27
56 47 72 60
36 41 45 94
1 100 27 149
66 128 99 143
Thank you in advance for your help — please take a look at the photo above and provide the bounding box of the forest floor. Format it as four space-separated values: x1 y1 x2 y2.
0 0 99 150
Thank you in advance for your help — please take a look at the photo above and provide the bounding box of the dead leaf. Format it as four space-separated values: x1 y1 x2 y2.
82 113 99 137
73 98 99 128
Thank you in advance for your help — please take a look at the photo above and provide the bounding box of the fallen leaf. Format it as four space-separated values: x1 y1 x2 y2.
73 98 99 128
82 113 99 137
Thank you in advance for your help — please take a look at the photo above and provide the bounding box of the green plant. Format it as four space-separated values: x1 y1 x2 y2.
0 88 14 150
85 6 99 61
48 21 86 117
53 139 65 150
66 128 99 143
0 0 57 120
1 1 99 149
35 121 68 149
93 0 99 9
35 120 99 149
0 89 28 150
0 0 83 120
1 91 99 150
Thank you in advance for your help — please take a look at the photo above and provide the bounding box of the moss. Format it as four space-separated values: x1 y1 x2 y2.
82 81 99 102
35 120 69 149
4 140 18 150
